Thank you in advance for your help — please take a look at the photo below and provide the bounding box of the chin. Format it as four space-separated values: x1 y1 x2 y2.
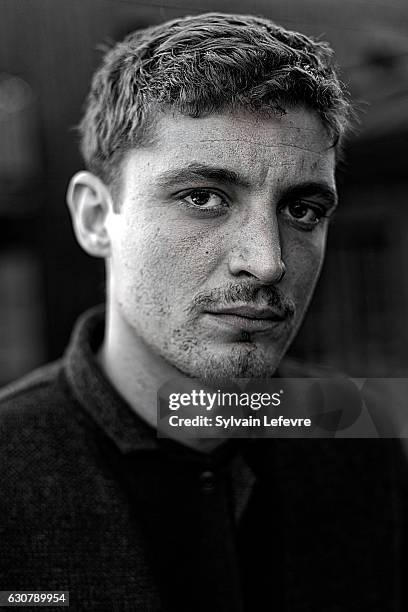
183 343 284 383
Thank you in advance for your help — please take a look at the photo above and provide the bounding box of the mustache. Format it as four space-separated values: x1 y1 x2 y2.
192 281 296 318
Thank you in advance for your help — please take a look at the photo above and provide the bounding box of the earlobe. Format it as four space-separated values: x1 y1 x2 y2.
66 171 113 258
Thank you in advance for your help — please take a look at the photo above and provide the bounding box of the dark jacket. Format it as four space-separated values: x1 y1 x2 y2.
0 309 406 611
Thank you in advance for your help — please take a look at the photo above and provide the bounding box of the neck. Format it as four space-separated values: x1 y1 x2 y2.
97 303 225 453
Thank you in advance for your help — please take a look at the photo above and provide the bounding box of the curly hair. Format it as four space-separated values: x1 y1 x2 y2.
79 12 351 186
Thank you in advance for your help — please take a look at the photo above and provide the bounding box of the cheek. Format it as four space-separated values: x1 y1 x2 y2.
114 217 223 299
284 231 327 296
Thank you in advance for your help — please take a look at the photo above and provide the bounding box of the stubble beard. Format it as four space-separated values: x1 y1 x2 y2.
123 281 299 383
154 322 294 384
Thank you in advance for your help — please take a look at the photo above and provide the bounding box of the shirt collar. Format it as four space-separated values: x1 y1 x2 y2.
62 307 265 522
63 306 161 454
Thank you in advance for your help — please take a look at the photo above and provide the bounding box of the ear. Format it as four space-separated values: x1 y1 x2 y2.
66 171 113 258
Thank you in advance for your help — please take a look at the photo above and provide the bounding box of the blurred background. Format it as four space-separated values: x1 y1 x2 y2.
1 0 408 384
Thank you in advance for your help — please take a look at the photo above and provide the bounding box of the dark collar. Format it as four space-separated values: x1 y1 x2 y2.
63 307 257 523
64 306 161 454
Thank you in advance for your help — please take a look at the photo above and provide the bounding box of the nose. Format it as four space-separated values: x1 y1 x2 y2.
228 210 286 284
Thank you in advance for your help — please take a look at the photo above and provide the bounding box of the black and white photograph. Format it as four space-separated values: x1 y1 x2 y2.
1 0 408 610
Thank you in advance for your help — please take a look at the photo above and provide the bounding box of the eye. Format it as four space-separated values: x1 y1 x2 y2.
181 189 227 210
280 200 326 229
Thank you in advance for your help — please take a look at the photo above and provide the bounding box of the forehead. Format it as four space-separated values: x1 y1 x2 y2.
123 108 336 190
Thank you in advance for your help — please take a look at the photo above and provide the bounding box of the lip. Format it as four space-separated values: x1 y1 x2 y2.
208 305 286 319
204 304 288 333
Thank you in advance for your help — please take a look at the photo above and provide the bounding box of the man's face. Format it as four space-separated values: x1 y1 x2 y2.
106 108 337 381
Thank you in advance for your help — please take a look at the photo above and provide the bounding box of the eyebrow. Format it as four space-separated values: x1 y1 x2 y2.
282 182 338 209
155 163 252 190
